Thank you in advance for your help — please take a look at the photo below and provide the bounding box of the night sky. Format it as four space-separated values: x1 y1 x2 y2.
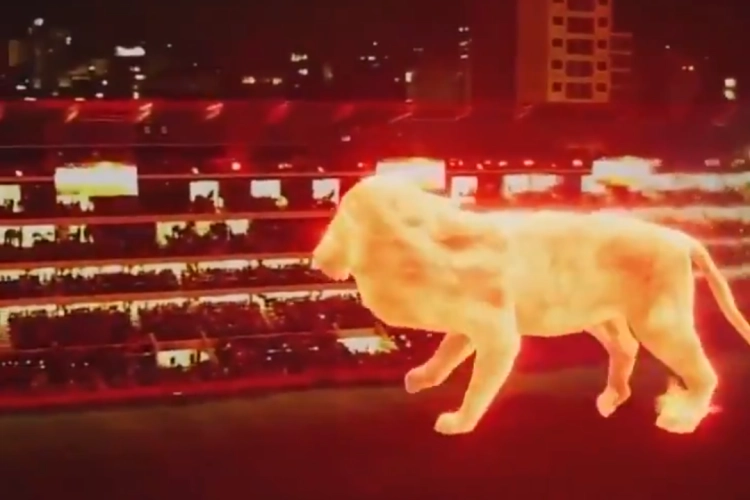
3 0 750 82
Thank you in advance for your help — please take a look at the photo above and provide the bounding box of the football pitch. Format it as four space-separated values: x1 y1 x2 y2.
0 356 749 500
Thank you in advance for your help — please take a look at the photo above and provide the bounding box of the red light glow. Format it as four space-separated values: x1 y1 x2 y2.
375 157 446 190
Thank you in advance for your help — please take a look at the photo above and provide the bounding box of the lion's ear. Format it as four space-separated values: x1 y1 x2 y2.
428 206 482 250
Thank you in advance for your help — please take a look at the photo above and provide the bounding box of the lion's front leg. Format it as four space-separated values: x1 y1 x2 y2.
434 311 521 436
404 333 473 394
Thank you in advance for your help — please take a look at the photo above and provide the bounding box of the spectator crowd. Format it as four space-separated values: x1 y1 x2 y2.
0 171 747 409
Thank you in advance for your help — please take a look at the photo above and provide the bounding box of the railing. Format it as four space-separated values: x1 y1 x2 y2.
0 210 332 226
0 282 357 309
0 252 313 271
0 327 370 353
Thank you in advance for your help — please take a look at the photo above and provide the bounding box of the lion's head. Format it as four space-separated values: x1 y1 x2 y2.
312 175 478 280
312 176 408 280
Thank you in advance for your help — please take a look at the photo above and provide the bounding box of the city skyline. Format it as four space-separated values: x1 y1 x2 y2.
0 0 747 104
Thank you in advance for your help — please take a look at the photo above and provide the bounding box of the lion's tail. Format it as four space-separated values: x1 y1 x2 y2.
690 240 750 345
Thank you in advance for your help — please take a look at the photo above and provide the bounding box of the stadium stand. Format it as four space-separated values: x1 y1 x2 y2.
0 100 748 410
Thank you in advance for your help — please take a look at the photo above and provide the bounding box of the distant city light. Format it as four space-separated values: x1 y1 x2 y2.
33 18 44 27
115 46 146 57
724 77 737 100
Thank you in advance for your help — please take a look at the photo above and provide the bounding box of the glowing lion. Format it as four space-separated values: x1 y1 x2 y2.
312 175 750 436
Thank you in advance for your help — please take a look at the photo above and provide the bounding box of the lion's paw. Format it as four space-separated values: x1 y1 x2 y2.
596 387 630 418
655 412 700 434
404 366 437 395
434 411 476 436
655 382 712 434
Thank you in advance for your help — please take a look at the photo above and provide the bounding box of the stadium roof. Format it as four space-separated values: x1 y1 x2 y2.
0 100 743 169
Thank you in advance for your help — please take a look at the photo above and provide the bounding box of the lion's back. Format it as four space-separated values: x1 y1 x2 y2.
343 189 697 335
484 211 695 335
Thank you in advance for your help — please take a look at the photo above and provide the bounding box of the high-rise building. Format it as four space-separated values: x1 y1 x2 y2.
468 0 516 103
27 19 72 91
8 40 26 69
516 0 631 105
608 31 633 102
407 26 472 107
108 45 147 98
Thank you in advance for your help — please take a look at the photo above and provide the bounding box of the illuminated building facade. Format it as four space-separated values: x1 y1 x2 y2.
517 0 631 105
406 26 472 108
26 18 72 93
107 46 147 99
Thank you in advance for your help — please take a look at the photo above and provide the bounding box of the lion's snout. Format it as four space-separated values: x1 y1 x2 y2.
312 258 350 281
311 248 351 281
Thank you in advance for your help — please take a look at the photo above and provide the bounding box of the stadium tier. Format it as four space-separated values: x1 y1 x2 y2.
0 150 747 406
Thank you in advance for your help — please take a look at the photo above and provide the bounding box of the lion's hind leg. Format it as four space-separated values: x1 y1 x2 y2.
589 317 639 418
633 308 718 434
